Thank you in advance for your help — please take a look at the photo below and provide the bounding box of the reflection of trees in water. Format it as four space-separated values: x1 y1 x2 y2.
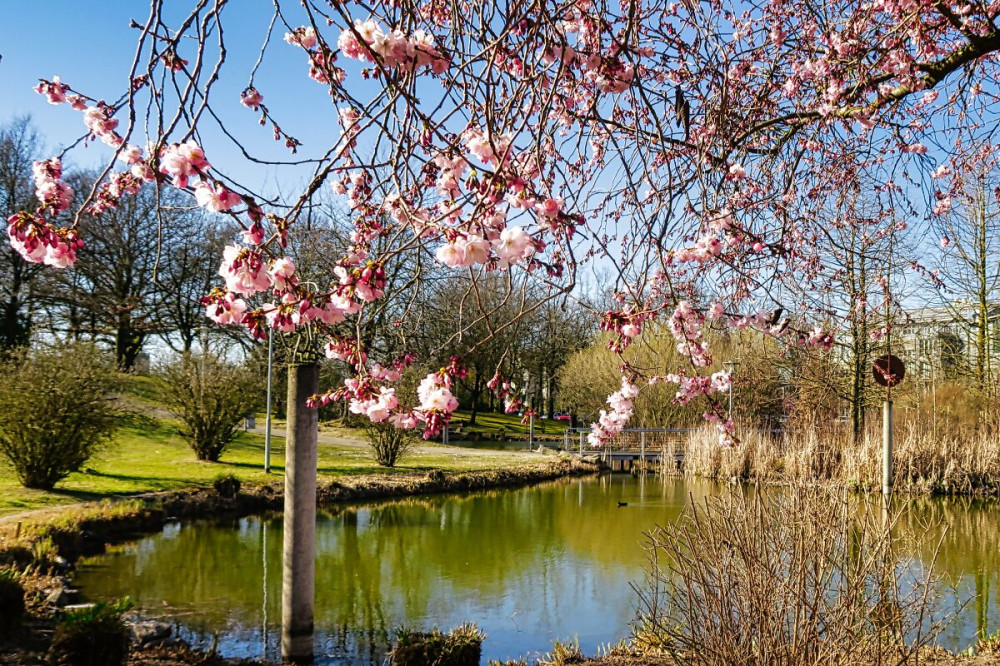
74 479 1000 661
896 496 1000 639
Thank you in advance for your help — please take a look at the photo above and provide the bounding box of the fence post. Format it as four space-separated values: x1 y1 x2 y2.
579 431 584 455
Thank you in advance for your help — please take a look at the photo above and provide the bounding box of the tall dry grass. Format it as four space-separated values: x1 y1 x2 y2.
678 421 1000 494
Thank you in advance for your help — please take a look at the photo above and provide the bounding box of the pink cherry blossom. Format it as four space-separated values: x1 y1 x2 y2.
194 181 242 212
240 88 263 110
159 140 211 189
204 291 248 326
34 76 68 104
268 257 297 291
218 245 270 296
493 226 533 264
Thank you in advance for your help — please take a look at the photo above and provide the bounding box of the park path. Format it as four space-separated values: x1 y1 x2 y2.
249 425 525 458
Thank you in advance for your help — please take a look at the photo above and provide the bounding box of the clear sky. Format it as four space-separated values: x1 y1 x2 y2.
0 1 356 193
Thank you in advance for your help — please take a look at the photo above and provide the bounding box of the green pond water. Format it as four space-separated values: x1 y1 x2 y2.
74 475 1000 664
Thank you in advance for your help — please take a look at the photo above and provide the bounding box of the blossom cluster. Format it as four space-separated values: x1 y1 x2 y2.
587 377 639 447
6 211 83 269
335 20 450 74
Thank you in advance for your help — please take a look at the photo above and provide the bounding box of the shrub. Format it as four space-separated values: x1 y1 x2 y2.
48 598 133 666
634 486 945 665
160 354 261 461
390 623 484 666
213 472 241 498
0 568 25 637
0 344 119 490
365 421 415 467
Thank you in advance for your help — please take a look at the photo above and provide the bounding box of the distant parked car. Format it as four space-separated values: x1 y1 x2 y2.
552 412 572 421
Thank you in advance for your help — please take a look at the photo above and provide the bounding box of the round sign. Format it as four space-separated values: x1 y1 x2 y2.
872 354 906 387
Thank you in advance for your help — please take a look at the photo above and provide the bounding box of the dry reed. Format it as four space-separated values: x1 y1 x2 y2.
678 422 1000 495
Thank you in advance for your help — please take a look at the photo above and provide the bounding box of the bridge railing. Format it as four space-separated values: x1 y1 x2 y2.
561 427 791 455
562 427 696 456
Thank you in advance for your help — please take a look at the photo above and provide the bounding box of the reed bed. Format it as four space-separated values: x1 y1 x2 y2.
678 423 1000 495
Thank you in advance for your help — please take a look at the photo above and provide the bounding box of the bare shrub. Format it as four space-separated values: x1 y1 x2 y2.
634 486 945 665
365 421 415 467
160 354 261 461
0 344 119 489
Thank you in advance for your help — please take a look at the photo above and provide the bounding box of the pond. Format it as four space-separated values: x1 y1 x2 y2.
74 475 1000 664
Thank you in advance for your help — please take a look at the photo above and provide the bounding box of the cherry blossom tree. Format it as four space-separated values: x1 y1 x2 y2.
11 0 1000 444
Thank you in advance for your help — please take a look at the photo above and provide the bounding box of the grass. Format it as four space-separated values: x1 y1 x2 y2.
0 411 550 518
448 410 569 437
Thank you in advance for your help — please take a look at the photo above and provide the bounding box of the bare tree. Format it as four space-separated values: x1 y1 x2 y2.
0 117 43 349
43 183 208 369
933 165 1000 392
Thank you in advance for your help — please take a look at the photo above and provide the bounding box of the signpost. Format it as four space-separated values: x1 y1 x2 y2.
872 354 906 496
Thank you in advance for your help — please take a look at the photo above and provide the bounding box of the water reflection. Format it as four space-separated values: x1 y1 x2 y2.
74 476 999 664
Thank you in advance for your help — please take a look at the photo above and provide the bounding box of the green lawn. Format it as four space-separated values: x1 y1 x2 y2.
0 412 540 517
449 410 569 437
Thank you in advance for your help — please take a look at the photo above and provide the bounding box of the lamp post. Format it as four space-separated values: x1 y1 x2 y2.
264 327 274 474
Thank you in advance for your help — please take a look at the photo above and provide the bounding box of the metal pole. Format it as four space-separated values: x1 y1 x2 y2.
882 399 893 496
265 328 274 474
528 413 534 450
579 431 584 455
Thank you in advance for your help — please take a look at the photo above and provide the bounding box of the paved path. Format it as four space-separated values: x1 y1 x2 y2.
250 425 530 458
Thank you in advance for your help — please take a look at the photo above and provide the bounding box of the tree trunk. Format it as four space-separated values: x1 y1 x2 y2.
115 311 144 370
468 373 482 425
0 294 28 349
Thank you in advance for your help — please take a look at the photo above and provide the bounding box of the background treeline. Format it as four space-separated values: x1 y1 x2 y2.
3 116 999 438
0 117 594 424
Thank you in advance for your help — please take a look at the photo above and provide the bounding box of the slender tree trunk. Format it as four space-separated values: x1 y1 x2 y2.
547 371 556 418
976 201 989 389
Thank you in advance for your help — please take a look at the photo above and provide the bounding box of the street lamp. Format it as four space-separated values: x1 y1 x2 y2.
264 326 274 473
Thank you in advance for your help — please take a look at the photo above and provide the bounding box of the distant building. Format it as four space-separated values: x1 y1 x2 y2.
898 301 1000 379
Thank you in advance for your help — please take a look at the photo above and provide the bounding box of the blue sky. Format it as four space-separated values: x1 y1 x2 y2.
0 2 355 192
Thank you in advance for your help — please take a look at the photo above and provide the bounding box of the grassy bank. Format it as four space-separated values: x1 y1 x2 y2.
0 411 570 517
0 457 597 569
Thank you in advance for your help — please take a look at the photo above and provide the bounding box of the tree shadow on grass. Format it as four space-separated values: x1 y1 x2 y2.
47 487 123 502
66 470 192 492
